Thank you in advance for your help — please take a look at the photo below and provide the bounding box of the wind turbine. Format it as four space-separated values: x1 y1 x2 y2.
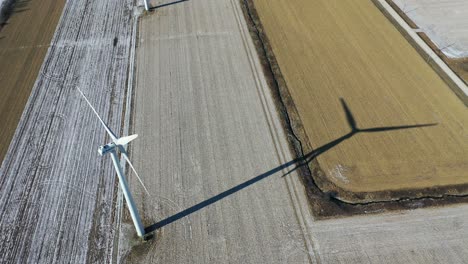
77 88 148 238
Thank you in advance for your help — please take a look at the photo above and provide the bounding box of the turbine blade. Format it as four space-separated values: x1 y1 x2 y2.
340 98 357 131
77 88 118 142
119 146 150 195
116 134 138 146
360 123 437 133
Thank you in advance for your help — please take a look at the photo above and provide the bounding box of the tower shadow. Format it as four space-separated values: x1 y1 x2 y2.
144 98 436 233
149 0 189 10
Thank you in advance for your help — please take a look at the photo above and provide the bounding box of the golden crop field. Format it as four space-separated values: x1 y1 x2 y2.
0 0 64 161
252 0 468 202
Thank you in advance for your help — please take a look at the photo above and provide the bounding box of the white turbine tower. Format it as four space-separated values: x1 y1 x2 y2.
78 88 148 238
142 0 149 10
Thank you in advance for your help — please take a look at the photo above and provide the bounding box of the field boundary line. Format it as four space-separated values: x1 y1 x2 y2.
373 0 468 106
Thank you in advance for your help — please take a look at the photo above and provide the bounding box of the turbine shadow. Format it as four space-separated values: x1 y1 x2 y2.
0 0 31 29
145 99 436 233
149 0 189 10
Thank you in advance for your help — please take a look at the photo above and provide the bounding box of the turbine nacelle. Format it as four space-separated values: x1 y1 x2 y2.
97 134 139 156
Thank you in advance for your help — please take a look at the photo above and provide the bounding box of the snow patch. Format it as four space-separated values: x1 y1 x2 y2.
329 165 350 184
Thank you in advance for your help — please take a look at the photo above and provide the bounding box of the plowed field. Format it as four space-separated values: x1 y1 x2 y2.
251 0 468 202
0 0 64 161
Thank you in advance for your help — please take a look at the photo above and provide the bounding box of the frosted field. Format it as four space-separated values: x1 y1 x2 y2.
394 0 468 58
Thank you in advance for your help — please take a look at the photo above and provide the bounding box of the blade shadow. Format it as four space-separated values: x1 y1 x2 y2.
1 0 31 24
341 98 357 131
145 99 436 233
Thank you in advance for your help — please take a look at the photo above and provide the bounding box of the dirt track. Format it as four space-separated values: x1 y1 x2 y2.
0 0 64 162
251 0 468 203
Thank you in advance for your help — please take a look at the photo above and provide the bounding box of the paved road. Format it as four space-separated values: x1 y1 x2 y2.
0 0 135 262
393 0 468 58
120 0 316 262
1 0 467 263
386 0 468 103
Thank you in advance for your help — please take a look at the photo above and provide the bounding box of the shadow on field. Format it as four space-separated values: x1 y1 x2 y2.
0 0 31 28
12 0 31 13
145 98 436 233
149 0 189 10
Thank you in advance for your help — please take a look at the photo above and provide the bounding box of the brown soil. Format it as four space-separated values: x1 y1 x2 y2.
0 0 65 162
241 0 468 207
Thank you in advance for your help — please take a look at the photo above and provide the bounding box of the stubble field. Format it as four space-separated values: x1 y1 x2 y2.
250 0 468 203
